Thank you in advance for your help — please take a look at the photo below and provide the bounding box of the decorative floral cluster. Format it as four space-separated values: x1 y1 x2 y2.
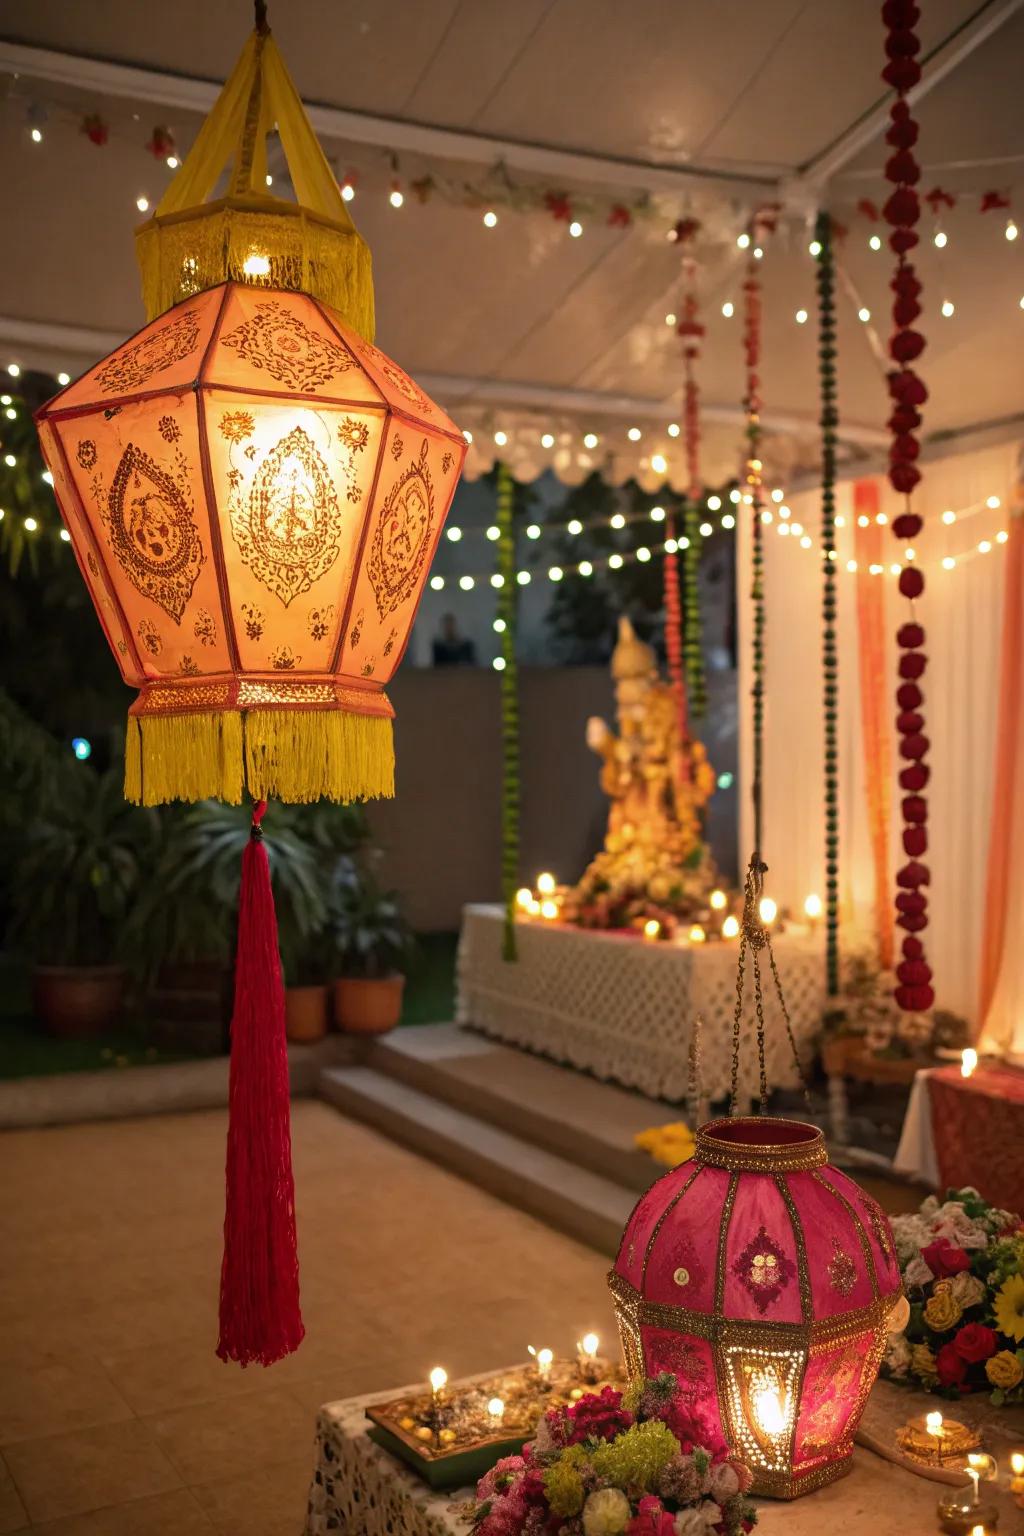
880 0 934 1013
882 1188 1024 1404
467 1376 756 1536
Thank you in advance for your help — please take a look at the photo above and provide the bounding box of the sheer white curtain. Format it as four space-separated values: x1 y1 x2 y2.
737 439 1021 1024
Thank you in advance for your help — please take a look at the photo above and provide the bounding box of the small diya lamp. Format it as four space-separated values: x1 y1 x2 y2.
1009 1452 1024 1508
936 1452 1000 1534
576 1333 602 1384
896 1409 981 1468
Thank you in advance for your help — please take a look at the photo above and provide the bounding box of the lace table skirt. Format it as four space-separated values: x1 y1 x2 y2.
455 904 825 1104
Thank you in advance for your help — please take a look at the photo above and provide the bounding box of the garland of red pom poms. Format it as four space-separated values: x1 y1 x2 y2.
882 0 933 1013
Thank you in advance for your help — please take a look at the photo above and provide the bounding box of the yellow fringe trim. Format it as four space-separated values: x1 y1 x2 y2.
124 708 394 806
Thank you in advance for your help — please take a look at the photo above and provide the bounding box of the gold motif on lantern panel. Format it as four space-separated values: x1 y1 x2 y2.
356 337 430 412
96 308 202 394
220 301 354 391
367 439 435 621
106 443 205 623
231 426 342 606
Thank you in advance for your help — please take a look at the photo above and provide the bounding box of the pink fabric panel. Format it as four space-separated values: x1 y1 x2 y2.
721 1174 803 1323
614 1163 695 1288
793 1328 875 1468
644 1165 728 1310
817 1169 902 1297
640 1328 724 1437
787 1172 875 1316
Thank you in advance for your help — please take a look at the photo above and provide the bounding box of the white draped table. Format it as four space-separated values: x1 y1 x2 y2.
455 904 825 1104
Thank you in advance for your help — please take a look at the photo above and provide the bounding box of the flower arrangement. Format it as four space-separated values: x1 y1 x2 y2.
821 952 967 1061
881 1188 1024 1404
466 1375 755 1536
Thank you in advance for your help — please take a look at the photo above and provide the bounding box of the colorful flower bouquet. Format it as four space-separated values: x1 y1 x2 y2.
465 1376 756 1536
881 1188 1024 1404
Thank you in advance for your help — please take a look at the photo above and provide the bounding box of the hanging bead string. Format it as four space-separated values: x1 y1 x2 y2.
880 0 935 1014
742 234 766 859
679 229 707 723
729 854 811 1115
815 210 841 997
496 462 520 962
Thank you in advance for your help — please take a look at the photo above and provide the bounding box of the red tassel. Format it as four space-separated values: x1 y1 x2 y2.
217 800 304 1367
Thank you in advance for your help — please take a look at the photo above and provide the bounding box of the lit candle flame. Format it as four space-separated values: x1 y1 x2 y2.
926 1410 944 1436
752 1385 786 1436
804 893 822 920
688 924 706 944
961 1048 978 1078
540 899 559 920
487 1396 505 1420
536 872 556 897
643 919 661 940
1012 1452 1024 1475
429 1366 447 1395
759 897 777 925
709 889 727 911
722 915 740 939
515 887 533 911
580 1333 599 1358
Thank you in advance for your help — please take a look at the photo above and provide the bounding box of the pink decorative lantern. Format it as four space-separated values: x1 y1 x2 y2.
610 1118 904 1498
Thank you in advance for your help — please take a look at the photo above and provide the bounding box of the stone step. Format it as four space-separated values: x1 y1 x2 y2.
319 1063 638 1256
364 1023 667 1193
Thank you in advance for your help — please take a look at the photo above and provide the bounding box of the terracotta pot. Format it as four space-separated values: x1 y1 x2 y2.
334 975 405 1035
32 965 126 1037
285 984 330 1043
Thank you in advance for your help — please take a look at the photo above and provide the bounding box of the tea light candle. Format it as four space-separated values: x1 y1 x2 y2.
961 1048 978 1078
429 1366 447 1401
926 1410 944 1461
579 1332 599 1362
688 924 706 944
722 915 740 940
709 889 727 911
528 1344 554 1383
540 899 559 920
804 892 823 923
487 1396 505 1424
515 887 533 911
759 896 777 925
536 872 556 897
1011 1452 1024 1506
643 919 661 941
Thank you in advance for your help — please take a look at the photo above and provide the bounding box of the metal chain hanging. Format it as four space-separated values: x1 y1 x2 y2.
496 462 520 962
729 210 809 1117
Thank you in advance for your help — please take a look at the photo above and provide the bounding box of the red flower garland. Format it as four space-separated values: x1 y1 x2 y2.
882 0 933 1012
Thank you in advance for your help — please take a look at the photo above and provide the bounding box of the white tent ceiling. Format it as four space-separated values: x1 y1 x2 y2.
0 0 1022 492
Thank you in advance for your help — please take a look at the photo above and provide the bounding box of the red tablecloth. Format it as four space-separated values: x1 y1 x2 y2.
927 1064 1024 1210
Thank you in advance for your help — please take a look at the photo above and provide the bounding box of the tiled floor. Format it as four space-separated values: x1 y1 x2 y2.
0 1102 616 1534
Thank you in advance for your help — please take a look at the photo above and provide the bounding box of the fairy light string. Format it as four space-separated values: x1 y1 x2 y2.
496 462 520 962
816 210 841 996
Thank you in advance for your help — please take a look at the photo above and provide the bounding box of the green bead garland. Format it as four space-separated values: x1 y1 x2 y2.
815 210 840 996
496 461 520 962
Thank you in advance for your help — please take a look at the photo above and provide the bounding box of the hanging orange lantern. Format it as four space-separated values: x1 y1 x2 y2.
35 7 465 1366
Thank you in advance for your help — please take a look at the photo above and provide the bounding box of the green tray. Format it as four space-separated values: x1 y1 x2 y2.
367 1419 527 1491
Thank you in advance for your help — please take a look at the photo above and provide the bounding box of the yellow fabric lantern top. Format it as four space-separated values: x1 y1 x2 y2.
35 18 465 808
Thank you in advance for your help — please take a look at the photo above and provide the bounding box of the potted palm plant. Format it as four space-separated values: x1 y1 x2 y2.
9 766 158 1035
331 859 414 1034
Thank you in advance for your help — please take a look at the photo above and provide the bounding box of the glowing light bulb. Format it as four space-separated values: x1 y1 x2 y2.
243 253 271 276
890 562 901 574
41 470 53 486
708 495 722 511
801 535 813 549
492 656 506 671
608 553 623 569
942 556 956 570
722 915 740 939
265 173 273 187
858 307 871 323
541 433 555 449
463 429 473 444
979 540 991 554
493 618 506 634
688 924 706 944
59 527 70 542
7 363 21 378
4 453 16 467
729 488 741 504
30 126 43 144
57 371 70 386
651 453 667 474
610 513 626 530
567 518 583 535
446 525 462 541
71 736 91 760
627 426 642 442
486 525 500 541
569 220 583 238
1007 220 1019 241
23 516 38 532
941 299 955 318
961 1048 978 1078
487 1397 505 1420
4 407 14 420
809 240 822 257
795 309 808 324
737 232 750 249
650 506 666 522
526 523 541 540
643 918 661 940
583 432 599 449
759 897 777 925
721 301 734 318
771 488 784 503
761 510 773 525
494 430 508 447
578 560 593 576
710 889 727 910
667 422 680 437
996 530 1009 543
536 872 556 896
517 570 531 585
986 495 1001 508
459 575 474 590
430 575 444 590
753 246 764 260
341 182 355 202
804 893 823 920
636 547 651 562
665 312 677 326
516 888 533 910
722 513 736 530
429 1367 448 1395
389 187 404 208
934 230 947 248
847 559 858 573
136 194 150 212
483 209 498 228
752 1385 786 1436
490 573 504 588
869 234 882 250
699 521 713 537
549 565 563 580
